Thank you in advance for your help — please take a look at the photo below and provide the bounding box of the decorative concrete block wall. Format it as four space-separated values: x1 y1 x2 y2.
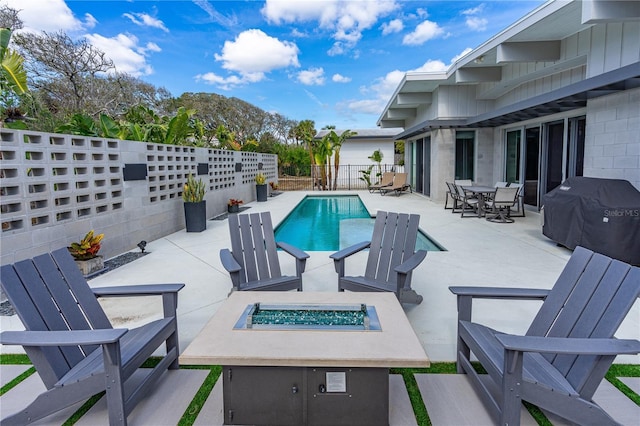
0 129 277 266
584 87 640 190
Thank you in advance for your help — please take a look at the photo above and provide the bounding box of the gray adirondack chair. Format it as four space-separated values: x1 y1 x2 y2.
0 247 184 426
449 246 640 426
220 212 309 291
330 211 426 304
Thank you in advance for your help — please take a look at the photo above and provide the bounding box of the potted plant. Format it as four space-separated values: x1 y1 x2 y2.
68 230 105 276
183 173 207 232
269 181 279 196
255 173 268 202
228 198 243 213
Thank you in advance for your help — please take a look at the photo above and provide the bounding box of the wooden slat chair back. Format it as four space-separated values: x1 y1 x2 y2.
365 212 419 284
221 212 309 292
0 247 183 425
330 211 427 304
5 250 112 388
526 248 639 397
449 246 640 425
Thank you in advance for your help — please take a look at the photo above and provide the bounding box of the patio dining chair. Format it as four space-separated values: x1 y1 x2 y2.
220 211 309 292
369 171 394 193
508 183 526 217
0 248 183 426
445 182 462 210
485 186 519 223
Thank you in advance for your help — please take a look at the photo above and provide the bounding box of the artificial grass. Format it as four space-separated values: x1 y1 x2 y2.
1 355 638 425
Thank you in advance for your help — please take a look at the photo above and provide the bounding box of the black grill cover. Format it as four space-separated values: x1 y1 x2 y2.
543 177 640 265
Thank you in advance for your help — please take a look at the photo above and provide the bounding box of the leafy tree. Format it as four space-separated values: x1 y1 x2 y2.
14 30 114 116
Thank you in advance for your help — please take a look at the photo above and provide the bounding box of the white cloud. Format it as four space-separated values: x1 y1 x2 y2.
332 73 351 83
5 0 83 33
348 58 451 116
347 99 383 114
297 67 325 85
465 16 488 31
192 0 238 27
84 33 157 77
462 3 487 31
123 12 169 33
215 29 299 75
198 29 300 89
451 48 474 64
402 20 444 45
261 0 398 55
380 18 403 35
195 72 244 91
84 14 98 29
462 4 485 16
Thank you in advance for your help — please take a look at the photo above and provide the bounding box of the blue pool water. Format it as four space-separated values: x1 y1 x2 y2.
274 195 444 251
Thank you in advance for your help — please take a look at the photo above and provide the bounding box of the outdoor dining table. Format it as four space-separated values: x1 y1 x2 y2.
461 185 496 218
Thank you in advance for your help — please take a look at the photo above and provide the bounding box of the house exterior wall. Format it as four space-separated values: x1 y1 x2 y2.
338 139 395 167
584 87 640 189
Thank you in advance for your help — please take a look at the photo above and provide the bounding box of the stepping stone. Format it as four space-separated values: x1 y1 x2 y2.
415 374 537 426
0 365 31 387
544 379 640 426
620 377 640 395
76 369 208 425
0 372 80 425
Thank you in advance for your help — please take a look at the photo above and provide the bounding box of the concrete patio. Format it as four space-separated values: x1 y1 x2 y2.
1 190 638 425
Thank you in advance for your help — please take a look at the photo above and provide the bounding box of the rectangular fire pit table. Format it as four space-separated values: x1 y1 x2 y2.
180 291 430 426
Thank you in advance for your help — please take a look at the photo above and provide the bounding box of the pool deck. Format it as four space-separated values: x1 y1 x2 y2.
1 190 639 425
2 189 638 360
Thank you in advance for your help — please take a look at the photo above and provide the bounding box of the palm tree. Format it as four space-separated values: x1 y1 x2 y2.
369 149 384 183
322 130 357 190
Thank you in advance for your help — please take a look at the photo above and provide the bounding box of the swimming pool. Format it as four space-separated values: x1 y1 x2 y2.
274 195 444 251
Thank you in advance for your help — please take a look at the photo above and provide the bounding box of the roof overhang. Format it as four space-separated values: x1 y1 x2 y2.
394 62 640 139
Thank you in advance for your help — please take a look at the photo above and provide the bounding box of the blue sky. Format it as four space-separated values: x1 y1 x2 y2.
9 0 543 129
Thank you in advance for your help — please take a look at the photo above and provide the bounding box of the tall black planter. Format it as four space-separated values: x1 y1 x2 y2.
256 184 268 202
184 201 206 232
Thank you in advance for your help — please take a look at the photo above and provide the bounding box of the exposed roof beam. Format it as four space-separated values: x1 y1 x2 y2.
497 41 561 63
455 67 502 83
386 109 416 119
379 120 405 128
582 0 640 23
397 93 432 105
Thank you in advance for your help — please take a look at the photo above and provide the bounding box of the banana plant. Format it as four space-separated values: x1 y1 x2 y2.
0 28 28 98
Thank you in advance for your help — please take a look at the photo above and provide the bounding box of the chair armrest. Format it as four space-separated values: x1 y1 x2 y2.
496 335 640 355
395 250 427 275
92 283 184 297
220 249 241 273
276 241 310 260
329 241 371 261
0 329 127 346
329 241 371 277
277 241 309 277
449 286 549 300
451 287 549 323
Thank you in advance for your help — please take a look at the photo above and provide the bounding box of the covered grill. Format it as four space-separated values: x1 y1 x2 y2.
542 177 640 265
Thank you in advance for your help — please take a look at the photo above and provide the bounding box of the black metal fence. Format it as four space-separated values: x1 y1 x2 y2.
277 164 400 191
